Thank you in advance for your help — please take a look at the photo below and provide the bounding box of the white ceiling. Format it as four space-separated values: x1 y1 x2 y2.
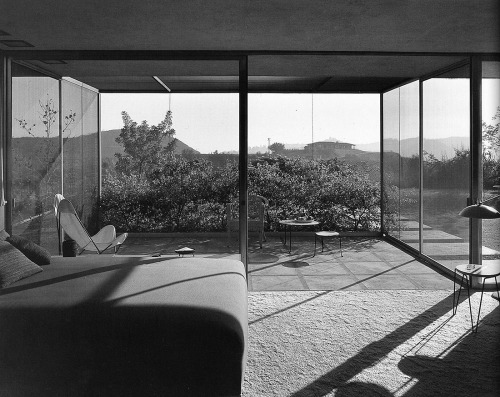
1 0 498 92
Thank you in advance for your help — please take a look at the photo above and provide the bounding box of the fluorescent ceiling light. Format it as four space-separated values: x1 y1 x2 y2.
41 60 67 65
0 39 34 47
153 76 171 92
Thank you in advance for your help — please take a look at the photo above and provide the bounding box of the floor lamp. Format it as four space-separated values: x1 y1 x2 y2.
459 195 500 300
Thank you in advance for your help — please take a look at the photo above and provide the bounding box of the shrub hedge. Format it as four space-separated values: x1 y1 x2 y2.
101 155 382 233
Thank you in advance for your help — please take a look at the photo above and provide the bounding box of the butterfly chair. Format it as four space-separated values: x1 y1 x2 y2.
227 195 268 248
54 194 128 255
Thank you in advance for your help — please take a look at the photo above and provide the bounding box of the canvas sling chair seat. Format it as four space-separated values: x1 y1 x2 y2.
54 194 128 255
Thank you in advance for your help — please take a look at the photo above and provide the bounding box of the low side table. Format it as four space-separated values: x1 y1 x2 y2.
175 247 195 257
453 263 500 333
314 231 342 257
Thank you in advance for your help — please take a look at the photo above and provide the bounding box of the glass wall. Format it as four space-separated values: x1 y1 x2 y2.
399 82 420 246
11 63 61 250
482 61 500 257
99 60 240 256
422 65 470 266
249 93 381 239
10 64 100 253
382 88 401 239
81 87 99 234
383 67 472 269
100 92 239 235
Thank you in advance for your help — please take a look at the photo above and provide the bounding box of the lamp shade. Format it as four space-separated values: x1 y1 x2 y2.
459 203 500 219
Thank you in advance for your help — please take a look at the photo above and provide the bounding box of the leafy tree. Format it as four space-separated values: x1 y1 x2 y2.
482 106 500 188
268 142 285 154
483 106 500 189
14 95 76 216
115 110 176 177
483 106 500 160
16 97 76 181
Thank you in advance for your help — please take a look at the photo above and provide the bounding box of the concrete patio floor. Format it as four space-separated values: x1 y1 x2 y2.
117 235 455 292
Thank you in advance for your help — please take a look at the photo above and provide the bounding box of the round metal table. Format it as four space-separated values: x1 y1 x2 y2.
279 219 319 253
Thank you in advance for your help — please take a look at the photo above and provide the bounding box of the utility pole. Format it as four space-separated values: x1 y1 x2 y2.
311 94 314 160
267 138 270 154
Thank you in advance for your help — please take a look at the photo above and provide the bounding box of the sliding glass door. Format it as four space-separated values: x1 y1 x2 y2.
422 65 470 267
383 64 473 271
62 79 100 235
482 60 500 258
382 81 419 246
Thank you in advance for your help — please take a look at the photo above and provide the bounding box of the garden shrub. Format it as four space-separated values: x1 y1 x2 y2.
101 154 382 233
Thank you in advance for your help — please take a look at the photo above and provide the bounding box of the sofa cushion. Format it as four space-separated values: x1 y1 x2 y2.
0 229 9 241
0 257 247 396
0 240 43 288
6 235 51 266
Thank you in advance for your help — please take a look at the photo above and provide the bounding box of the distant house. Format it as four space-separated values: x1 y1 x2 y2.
298 141 356 160
304 141 355 151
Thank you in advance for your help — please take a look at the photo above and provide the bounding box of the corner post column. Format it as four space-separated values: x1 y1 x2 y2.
0 56 11 233
470 56 482 269
239 56 248 274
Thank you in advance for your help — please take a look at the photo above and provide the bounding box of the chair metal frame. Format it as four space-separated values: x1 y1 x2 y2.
227 194 267 248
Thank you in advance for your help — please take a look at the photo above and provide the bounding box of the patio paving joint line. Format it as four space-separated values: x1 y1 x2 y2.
295 269 310 290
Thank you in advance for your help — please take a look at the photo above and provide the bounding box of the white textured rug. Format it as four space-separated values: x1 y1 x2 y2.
243 290 500 397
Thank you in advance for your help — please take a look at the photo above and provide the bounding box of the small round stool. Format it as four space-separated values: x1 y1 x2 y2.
314 231 342 257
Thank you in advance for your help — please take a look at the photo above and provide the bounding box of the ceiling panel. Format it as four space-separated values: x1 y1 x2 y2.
2 1 496 93
0 1 498 53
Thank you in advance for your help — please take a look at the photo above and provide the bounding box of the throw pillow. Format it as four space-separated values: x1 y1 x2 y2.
0 240 43 288
0 229 9 241
6 235 51 266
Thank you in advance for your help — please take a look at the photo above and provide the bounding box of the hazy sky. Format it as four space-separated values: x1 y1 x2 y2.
101 93 381 153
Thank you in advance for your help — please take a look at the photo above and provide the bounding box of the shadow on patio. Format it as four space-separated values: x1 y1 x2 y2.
116 234 454 292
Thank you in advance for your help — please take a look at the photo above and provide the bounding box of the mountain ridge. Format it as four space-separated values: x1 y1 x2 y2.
352 136 469 159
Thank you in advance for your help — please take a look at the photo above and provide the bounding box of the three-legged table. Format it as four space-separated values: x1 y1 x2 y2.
453 262 500 333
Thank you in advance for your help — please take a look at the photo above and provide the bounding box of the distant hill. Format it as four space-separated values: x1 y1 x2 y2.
11 130 199 172
356 136 469 159
101 129 199 163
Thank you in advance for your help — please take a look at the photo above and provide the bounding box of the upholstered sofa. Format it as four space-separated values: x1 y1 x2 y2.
0 254 248 396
